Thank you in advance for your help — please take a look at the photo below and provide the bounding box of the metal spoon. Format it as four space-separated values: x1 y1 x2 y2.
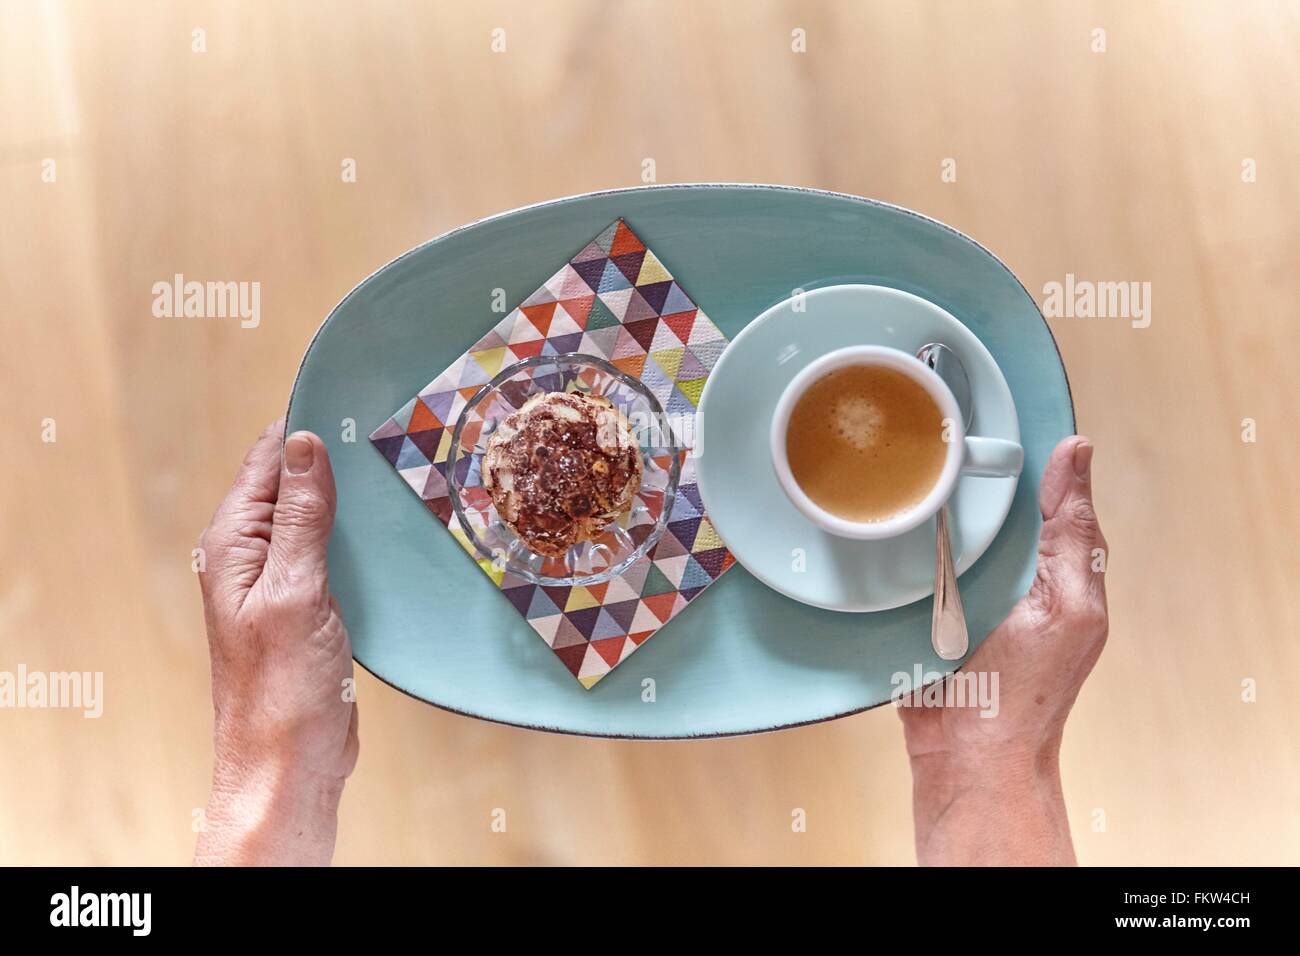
916 343 972 661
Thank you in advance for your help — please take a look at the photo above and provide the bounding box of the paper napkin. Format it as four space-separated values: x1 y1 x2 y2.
370 220 735 688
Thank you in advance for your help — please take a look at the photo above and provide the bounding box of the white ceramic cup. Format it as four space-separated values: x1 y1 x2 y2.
770 345 1023 540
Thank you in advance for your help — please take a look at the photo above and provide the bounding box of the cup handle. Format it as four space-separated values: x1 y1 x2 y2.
961 436 1023 478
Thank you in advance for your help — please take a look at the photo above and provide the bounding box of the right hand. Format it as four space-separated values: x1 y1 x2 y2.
898 435 1109 864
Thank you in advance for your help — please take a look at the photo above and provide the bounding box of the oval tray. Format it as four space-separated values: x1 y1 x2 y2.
287 184 1073 738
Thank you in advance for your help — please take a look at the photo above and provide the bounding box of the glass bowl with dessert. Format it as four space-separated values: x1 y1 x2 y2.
447 354 683 586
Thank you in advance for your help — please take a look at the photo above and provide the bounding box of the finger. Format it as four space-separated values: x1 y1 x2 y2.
1025 435 1107 622
216 417 285 518
264 430 337 592
199 418 284 603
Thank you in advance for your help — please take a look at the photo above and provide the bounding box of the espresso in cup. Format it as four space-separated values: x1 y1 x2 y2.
772 345 1023 541
785 364 947 523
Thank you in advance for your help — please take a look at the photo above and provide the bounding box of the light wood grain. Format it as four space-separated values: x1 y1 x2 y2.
1 0 1297 865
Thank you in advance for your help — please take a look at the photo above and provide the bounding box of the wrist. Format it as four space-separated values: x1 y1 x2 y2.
908 741 1074 866
195 752 344 866
910 734 1061 791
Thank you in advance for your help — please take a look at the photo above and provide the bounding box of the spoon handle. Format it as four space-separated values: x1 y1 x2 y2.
931 504 969 660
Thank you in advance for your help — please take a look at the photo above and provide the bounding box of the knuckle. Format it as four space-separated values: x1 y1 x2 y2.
259 569 330 627
275 490 330 528
1063 495 1100 531
1027 563 1110 638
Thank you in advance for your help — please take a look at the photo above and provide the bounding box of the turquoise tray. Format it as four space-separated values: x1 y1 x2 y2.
286 184 1073 738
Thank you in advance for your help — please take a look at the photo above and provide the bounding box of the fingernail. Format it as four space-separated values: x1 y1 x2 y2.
285 434 315 475
1073 440 1093 479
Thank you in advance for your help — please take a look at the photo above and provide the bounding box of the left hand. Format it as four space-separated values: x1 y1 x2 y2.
194 419 358 866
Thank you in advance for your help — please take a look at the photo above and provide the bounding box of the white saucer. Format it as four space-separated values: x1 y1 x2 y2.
696 285 1021 612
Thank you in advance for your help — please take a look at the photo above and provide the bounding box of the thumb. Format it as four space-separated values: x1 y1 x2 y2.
1024 435 1107 622
266 431 337 587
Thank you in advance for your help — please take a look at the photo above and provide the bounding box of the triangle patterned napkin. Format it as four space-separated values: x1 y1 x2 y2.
370 219 735 688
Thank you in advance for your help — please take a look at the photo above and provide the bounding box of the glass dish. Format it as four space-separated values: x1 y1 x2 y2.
447 354 682 586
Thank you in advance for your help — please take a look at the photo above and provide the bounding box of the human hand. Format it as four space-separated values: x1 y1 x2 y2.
194 419 358 866
897 435 1108 865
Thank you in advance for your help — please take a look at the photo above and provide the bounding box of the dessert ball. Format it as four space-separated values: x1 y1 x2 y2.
481 391 643 557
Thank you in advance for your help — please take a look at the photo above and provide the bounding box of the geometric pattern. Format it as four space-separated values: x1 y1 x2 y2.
369 220 735 688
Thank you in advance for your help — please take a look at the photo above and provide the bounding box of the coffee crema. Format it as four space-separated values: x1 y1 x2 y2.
785 364 946 522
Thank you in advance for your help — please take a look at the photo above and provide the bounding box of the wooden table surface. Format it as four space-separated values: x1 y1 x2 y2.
2 0 1297 865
